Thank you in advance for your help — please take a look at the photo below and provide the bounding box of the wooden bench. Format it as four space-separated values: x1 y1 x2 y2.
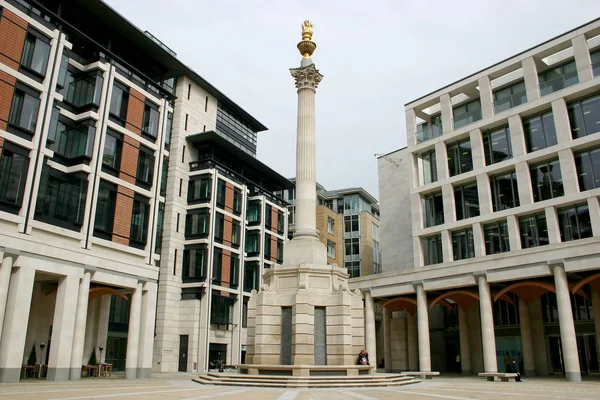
478 372 518 382
403 371 440 379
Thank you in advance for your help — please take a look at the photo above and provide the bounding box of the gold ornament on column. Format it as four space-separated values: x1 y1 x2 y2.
297 20 317 58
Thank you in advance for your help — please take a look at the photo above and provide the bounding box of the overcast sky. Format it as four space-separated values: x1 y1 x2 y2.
105 0 600 199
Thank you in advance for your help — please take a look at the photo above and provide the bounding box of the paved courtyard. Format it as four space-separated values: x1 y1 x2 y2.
1 374 600 400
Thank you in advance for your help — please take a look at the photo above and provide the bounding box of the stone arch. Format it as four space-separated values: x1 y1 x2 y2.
571 272 600 295
493 281 555 304
378 297 417 315
45 285 128 301
429 290 479 311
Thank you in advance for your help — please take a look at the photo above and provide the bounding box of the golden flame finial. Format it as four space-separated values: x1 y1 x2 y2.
297 20 316 58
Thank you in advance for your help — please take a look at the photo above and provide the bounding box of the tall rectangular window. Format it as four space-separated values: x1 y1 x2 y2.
93 180 117 240
0 142 30 213
164 112 172 150
574 147 600 191
568 93 600 139
48 110 96 163
216 179 226 208
245 231 260 256
8 84 40 136
244 262 259 292
136 145 155 188
538 60 578 96
558 204 592 242
142 102 159 139
421 150 437 184
327 217 334 233
453 99 482 129
182 245 207 282
185 209 210 239
233 188 242 215
344 214 359 236
264 233 272 259
277 239 283 263
454 183 479 220
519 213 549 249
530 159 563 202
327 240 336 258
214 212 224 243
130 196 149 248
247 200 261 225
160 155 168 197
155 202 164 254
424 191 444 227
265 204 272 228
483 221 510 255
452 228 475 261
482 126 512 165
447 139 473 176
523 111 557 153
210 292 234 326
109 82 129 122
345 261 361 278
493 80 527 113
230 255 239 289
592 49 600 77
212 248 223 284
188 175 211 203
102 129 123 171
423 235 443 265
35 166 87 231
344 237 360 261
490 171 519 211
277 210 285 234
232 221 241 247
416 114 442 143
20 29 50 77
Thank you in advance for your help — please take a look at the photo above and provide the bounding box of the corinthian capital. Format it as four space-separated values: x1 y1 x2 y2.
290 64 323 90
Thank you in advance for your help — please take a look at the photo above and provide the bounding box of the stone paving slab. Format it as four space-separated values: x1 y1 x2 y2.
0 374 599 400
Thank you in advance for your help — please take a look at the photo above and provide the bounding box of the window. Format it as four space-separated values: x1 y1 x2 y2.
0 142 30 213
20 29 50 77
164 112 172 150
136 146 154 188
493 80 527 113
102 129 122 171
424 192 444 227
188 175 211 203
592 49 600 77
523 111 557 153
130 196 149 248
490 171 519 211
109 82 128 122
232 221 241 247
345 261 361 278
60 69 103 110
327 240 336 258
494 293 520 326
35 166 87 230
519 213 549 249
568 93 600 139
8 84 40 136
423 235 443 265
574 147 600 191
210 293 235 326
233 189 242 215
245 230 260 256
421 150 437 184
264 233 272 259
539 60 578 96
48 109 96 163
454 183 479 220
155 202 164 254
343 194 359 214
230 255 239 289
416 114 442 143
277 210 285 234
182 245 207 283
530 159 564 202
483 126 512 165
558 204 592 242
247 200 261 225
265 204 272 228
212 247 223 284
93 180 116 240
327 217 334 233
214 212 224 243
344 214 359 236
216 179 226 208
447 139 473 176
344 237 360 261
160 155 168 197
453 99 482 129
484 221 510 255
277 239 283 263
244 262 259 292
372 223 380 273
185 209 210 239
452 228 475 261
142 102 159 139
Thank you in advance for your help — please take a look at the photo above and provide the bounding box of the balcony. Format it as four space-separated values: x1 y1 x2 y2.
416 124 442 143
494 90 527 114
539 71 579 96
453 108 482 129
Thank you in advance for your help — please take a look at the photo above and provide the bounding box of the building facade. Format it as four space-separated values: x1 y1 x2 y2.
280 183 381 278
353 18 600 381
0 0 289 381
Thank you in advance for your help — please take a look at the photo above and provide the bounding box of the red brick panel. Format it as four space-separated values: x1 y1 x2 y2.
224 182 234 213
0 136 4 156
112 186 134 245
125 88 144 135
271 207 278 233
223 215 233 247
270 236 278 260
0 9 27 70
119 135 139 184
0 71 16 130
221 249 231 289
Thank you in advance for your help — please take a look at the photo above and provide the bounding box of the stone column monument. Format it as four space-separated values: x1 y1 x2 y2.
245 21 366 375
